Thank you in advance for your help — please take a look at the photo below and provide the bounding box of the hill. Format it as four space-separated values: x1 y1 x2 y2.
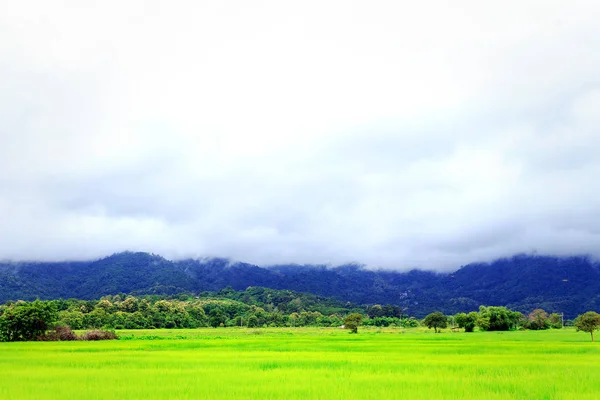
1 252 598 318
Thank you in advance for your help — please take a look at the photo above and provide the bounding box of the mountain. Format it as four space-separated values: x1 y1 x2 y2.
1 252 599 318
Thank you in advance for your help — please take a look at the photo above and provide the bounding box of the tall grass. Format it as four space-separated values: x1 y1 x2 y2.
0 327 598 399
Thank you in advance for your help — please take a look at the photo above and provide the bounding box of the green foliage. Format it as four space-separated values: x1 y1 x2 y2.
401 317 420 328
574 311 600 342
477 316 490 331
247 315 259 328
0 300 58 341
422 312 447 333
477 306 522 331
527 309 550 330
344 313 363 333
0 289 573 337
366 304 403 319
548 313 562 329
3 288 361 330
0 288 366 329
455 312 478 332
363 316 400 327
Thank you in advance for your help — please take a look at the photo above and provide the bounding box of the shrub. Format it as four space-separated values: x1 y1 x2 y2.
36 326 79 341
55 325 78 341
401 317 420 328
80 329 119 341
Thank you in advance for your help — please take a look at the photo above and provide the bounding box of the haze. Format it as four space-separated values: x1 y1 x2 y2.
1 1 600 270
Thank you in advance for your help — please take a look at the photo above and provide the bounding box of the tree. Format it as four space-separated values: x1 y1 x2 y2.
368 305 384 318
574 311 600 342
548 313 562 329
0 300 58 342
528 309 550 330
185 304 207 327
247 315 259 328
208 308 227 328
422 312 447 333
478 306 519 331
344 313 363 333
455 312 478 332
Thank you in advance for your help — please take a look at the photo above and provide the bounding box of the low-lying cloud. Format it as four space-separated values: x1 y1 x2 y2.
1 1 600 270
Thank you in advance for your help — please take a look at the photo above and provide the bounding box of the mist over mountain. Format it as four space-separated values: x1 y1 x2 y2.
1 252 598 318
3 2 600 271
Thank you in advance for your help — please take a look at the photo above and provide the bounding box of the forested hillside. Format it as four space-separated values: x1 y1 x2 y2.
1 252 598 318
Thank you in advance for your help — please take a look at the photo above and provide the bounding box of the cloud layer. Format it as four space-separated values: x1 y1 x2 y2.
1 1 600 270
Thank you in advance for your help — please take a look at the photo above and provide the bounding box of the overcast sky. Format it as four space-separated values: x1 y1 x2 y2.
1 1 600 270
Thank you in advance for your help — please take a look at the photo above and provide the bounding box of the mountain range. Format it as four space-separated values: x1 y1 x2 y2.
1 252 598 318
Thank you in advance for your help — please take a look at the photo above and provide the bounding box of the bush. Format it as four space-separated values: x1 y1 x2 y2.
55 325 78 341
37 326 118 341
38 325 78 341
401 317 420 328
80 329 119 341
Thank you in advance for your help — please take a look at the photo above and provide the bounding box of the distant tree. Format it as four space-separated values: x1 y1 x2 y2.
247 315 259 328
185 304 207 327
84 308 108 329
288 312 300 327
382 304 398 318
422 312 447 333
119 296 139 313
209 308 227 328
96 299 114 312
344 313 363 333
455 312 478 332
327 314 342 327
58 310 84 330
528 309 550 330
478 306 520 331
0 300 58 342
548 313 562 329
574 312 600 342
368 305 384 318
476 315 490 331
401 317 420 328
513 311 527 330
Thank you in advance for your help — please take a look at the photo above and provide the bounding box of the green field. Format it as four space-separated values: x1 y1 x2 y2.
1 327 598 399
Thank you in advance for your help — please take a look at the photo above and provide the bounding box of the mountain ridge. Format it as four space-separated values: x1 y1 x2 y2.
1 252 598 318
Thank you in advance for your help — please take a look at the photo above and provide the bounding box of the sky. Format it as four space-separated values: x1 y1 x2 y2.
1 1 600 270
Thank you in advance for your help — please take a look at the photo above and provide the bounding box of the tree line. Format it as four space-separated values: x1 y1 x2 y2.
1 287 599 341
421 306 600 341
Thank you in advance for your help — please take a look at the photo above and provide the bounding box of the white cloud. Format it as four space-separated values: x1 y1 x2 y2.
1 1 600 270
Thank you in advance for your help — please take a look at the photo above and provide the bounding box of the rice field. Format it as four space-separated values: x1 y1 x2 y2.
1 327 599 400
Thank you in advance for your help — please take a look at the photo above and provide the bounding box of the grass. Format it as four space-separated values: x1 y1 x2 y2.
1 327 599 399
